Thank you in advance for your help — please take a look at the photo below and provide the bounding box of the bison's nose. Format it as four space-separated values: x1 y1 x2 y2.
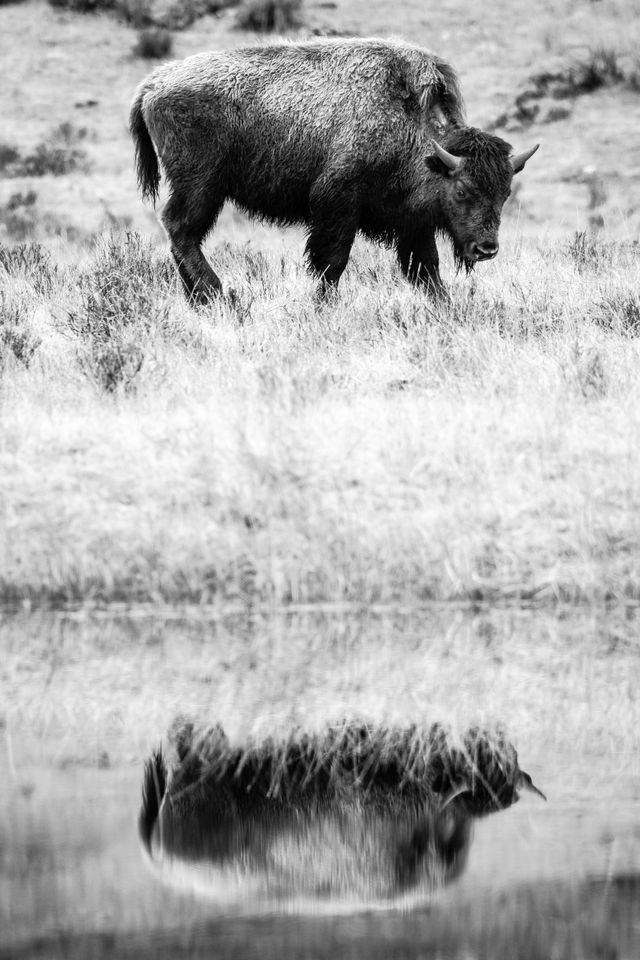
472 240 499 260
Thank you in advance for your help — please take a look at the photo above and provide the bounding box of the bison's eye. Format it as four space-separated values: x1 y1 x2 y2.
454 185 468 202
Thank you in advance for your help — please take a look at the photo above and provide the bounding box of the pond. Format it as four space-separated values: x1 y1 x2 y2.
1 606 639 958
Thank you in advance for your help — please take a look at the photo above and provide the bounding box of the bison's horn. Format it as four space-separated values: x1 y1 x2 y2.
518 770 547 801
441 782 471 808
511 143 540 174
431 139 462 172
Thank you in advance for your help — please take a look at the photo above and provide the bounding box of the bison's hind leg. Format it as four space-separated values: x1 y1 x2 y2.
162 188 225 305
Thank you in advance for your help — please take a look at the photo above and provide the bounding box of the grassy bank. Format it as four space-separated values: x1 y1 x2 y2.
2 232 640 607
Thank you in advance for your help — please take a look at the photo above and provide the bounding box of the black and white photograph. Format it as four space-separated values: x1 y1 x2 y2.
1 0 639 957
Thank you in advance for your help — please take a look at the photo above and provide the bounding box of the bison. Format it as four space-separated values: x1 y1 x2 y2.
129 39 538 303
138 719 545 906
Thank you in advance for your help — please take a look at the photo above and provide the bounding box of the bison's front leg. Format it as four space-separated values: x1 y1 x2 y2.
305 178 358 294
396 231 445 296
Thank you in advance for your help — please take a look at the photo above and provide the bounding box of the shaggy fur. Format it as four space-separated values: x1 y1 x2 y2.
139 746 167 854
129 38 536 302
139 719 544 827
137 719 544 899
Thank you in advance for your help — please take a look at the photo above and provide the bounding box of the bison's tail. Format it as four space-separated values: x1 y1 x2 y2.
139 747 167 856
129 85 160 205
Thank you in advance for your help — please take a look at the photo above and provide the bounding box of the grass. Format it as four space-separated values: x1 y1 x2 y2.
1 231 640 608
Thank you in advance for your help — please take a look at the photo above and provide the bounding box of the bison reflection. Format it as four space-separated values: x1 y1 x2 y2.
139 720 545 908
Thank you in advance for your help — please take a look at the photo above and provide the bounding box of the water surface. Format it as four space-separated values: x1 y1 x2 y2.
1 606 639 957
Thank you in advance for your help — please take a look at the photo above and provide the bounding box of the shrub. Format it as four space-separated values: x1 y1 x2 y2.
0 240 61 294
22 123 91 177
122 0 201 30
236 0 302 32
593 293 640 337
48 0 235 28
565 230 616 272
69 233 173 393
46 0 111 11
21 144 83 177
0 125 91 179
120 0 150 27
0 191 38 242
491 46 628 130
0 294 41 371
133 27 173 58
575 347 608 400
78 339 145 394
0 144 21 174
574 47 624 92
70 233 171 340
627 58 640 92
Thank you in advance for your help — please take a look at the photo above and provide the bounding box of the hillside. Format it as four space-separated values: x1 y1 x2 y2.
1 0 639 246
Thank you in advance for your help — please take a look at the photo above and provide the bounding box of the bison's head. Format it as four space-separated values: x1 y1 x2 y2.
429 128 538 271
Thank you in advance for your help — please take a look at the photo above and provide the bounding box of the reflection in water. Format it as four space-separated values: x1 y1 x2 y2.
3 607 638 955
139 718 545 910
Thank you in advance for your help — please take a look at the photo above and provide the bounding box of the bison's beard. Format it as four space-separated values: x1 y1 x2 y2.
455 251 476 275
452 243 475 276
439 228 475 275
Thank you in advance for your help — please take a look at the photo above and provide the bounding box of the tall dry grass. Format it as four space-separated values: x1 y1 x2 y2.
1 231 640 608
